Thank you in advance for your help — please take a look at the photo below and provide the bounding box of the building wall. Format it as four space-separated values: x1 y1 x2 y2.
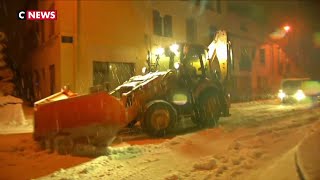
28 0 61 99
141 0 227 45
56 0 77 92
28 0 305 101
75 1 146 93
70 0 231 94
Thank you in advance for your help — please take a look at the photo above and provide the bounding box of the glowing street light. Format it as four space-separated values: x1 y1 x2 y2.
155 47 164 56
283 25 290 32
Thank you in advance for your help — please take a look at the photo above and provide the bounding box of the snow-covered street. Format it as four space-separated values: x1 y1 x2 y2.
0 100 319 180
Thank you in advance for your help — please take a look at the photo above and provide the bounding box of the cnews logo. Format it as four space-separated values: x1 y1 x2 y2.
18 10 57 20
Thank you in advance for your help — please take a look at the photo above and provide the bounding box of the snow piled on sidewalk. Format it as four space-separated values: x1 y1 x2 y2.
0 96 33 134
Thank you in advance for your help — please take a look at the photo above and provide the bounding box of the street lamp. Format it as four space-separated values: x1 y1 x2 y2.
283 25 290 32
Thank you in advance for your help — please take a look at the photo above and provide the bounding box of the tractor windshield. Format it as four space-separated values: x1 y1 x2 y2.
153 43 207 73
179 43 207 76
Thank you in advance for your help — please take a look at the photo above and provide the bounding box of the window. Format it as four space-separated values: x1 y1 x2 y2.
93 62 135 91
153 10 162 36
259 48 265 64
163 15 172 37
93 61 109 87
153 10 173 37
61 36 73 43
186 18 197 43
239 48 252 71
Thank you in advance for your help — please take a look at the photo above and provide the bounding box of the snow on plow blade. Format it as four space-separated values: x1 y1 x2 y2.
33 89 127 151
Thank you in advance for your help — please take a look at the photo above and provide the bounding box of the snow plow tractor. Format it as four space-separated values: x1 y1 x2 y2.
33 30 233 154
33 88 127 154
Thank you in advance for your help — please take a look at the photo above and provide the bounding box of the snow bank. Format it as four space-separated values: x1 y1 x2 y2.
0 96 26 126
0 95 23 105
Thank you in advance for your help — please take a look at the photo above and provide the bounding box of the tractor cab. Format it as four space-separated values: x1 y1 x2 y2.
173 43 208 78
146 43 215 80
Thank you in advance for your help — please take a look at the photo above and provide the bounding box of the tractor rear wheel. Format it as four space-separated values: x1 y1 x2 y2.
198 92 220 127
142 101 177 137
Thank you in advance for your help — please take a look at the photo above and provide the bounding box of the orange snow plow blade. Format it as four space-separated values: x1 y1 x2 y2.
34 88 127 147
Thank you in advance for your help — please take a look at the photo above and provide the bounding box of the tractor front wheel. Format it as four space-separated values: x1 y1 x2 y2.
142 101 177 137
198 92 221 127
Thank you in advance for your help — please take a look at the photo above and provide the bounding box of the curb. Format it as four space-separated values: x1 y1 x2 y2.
295 128 320 180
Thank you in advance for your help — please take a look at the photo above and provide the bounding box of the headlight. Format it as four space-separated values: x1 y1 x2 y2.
294 89 305 101
170 44 179 52
174 62 180 70
155 47 164 56
172 93 188 105
278 89 286 99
